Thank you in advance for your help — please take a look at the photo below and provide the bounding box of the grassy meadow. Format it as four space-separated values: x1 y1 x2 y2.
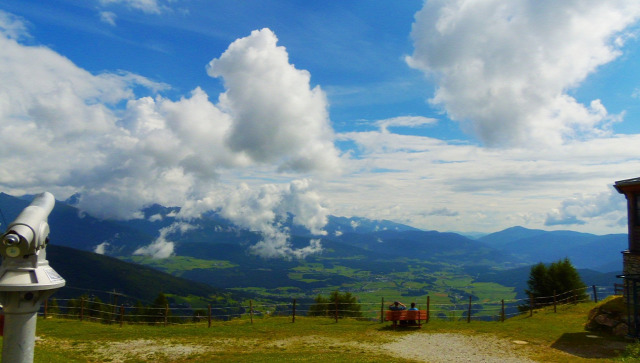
3 300 637 362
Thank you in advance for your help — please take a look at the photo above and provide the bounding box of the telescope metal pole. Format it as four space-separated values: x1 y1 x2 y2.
2 297 39 363
0 290 55 363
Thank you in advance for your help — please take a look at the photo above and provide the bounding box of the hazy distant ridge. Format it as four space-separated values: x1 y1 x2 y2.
0 193 625 274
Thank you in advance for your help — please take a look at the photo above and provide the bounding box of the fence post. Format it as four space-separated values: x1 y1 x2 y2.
80 298 84 321
292 299 296 323
501 299 505 322
119 305 124 327
529 293 533 317
467 295 472 323
592 285 598 303
111 290 119 324
334 298 338 323
250 300 254 324
426 296 430 323
380 297 384 323
208 304 212 328
553 290 557 313
44 299 48 319
164 304 169 327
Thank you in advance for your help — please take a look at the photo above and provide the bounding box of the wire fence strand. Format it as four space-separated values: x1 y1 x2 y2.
34 283 621 326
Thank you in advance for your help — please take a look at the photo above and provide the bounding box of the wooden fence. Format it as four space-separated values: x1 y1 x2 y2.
37 284 618 327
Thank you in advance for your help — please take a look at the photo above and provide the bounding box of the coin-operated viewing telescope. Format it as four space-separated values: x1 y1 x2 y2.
0 192 65 363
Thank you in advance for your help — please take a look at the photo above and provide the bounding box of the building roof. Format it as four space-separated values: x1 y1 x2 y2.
615 177 640 193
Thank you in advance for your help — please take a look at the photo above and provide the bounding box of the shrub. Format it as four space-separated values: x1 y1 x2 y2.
308 291 363 318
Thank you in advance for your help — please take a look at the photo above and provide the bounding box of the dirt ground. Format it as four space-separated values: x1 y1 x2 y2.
382 333 537 362
39 331 630 362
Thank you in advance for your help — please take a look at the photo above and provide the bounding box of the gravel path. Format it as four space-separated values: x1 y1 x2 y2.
383 333 537 363
40 332 540 362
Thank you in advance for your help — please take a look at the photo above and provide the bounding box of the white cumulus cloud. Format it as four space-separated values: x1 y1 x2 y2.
134 222 195 259
0 11 30 40
545 187 627 227
207 28 341 174
407 0 640 147
94 241 110 255
0 15 339 226
178 179 329 259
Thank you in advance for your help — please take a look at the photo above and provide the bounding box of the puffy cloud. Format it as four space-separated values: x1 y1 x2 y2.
94 241 110 255
280 179 329 235
335 127 640 234
0 20 165 213
407 0 640 146
251 237 322 260
0 16 339 224
545 188 626 226
133 222 195 259
0 11 30 40
176 179 328 259
207 28 341 174
200 180 328 259
545 212 586 226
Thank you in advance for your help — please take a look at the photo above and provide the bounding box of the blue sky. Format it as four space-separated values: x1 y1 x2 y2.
1 0 640 257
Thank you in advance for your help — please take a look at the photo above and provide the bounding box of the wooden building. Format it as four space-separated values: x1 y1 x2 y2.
614 177 640 337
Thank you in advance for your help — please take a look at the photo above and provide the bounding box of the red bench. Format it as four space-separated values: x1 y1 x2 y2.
385 310 428 328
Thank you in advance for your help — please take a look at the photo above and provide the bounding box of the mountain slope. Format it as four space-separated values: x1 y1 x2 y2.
0 193 155 254
479 226 549 248
333 229 510 265
46 245 244 304
479 226 626 271
0 192 628 303
173 237 409 289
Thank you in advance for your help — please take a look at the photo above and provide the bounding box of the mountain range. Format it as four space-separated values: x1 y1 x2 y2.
0 193 625 304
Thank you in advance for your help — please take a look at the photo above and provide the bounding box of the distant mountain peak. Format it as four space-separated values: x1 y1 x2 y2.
141 203 181 220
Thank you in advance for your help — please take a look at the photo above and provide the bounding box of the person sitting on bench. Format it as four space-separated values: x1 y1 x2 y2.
389 301 407 325
407 302 418 324
389 301 406 311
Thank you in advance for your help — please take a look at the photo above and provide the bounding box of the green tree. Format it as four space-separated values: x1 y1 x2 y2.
150 292 172 324
193 309 208 323
47 298 60 317
308 294 330 317
131 300 147 323
308 291 362 318
524 258 588 308
66 297 82 318
526 263 553 300
87 296 111 323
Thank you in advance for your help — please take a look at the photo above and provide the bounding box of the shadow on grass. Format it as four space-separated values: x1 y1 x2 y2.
550 332 629 359
378 323 425 331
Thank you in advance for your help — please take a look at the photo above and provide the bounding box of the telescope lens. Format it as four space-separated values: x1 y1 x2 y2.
2 234 20 246
5 246 21 258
